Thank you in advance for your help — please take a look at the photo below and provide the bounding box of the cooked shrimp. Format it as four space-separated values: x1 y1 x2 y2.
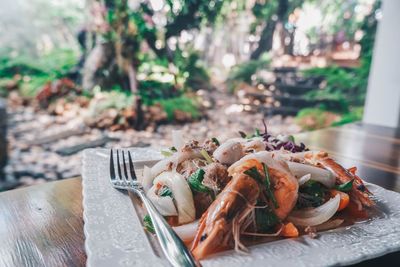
290 151 374 208
191 171 260 260
191 156 298 260
229 152 299 220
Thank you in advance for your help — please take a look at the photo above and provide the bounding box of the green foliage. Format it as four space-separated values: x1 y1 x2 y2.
0 48 79 98
164 0 225 39
138 80 179 106
297 2 378 131
0 49 79 79
173 49 210 91
156 96 200 121
226 53 271 92
304 64 369 113
332 107 364 127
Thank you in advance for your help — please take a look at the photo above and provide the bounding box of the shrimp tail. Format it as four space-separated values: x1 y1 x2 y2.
315 154 374 208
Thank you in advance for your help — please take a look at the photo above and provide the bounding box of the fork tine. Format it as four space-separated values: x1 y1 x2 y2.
116 149 123 181
128 150 137 181
122 150 129 182
110 149 116 181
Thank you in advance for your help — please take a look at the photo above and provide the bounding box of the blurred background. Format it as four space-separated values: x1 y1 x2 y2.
0 0 382 190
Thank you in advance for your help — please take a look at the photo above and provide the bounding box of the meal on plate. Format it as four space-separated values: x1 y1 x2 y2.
139 124 375 260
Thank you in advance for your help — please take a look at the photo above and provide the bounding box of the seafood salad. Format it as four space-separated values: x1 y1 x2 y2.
139 127 375 260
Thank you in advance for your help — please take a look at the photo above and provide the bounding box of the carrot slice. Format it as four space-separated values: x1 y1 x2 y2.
281 222 299 237
330 189 350 211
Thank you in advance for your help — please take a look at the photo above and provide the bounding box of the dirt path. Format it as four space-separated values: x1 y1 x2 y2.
2 90 300 190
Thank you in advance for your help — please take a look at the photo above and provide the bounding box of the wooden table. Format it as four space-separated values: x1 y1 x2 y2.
0 122 399 267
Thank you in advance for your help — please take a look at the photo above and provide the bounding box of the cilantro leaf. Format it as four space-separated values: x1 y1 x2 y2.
296 180 326 209
255 202 279 232
244 167 264 183
335 179 354 192
159 186 173 197
188 169 210 193
244 165 278 208
262 164 279 209
211 137 220 146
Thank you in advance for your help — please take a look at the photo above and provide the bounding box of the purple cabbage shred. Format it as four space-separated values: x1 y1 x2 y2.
261 120 308 153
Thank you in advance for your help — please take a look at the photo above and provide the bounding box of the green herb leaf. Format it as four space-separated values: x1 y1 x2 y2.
244 165 279 209
170 146 177 152
159 186 173 197
254 128 261 137
188 169 211 193
211 137 220 146
255 202 279 232
244 167 264 183
335 179 354 192
296 180 326 209
143 215 155 234
262 164 279 209
200 149 214 164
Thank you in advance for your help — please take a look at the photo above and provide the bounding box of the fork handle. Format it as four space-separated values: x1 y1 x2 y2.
134 189 198 267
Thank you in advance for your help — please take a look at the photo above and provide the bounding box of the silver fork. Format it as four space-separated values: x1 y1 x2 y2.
109 149 197 267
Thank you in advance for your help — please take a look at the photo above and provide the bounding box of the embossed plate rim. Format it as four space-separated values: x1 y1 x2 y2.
82 148 400 267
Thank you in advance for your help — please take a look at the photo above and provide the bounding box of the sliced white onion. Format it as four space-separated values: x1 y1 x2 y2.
213 140 244 165
141 165 153 192
173 220 199 242
146 185 178 216
150 150 201 179
288 194 340 226
298 173 311 186
154 171 195 224
287 161 335 188
172 130 184 150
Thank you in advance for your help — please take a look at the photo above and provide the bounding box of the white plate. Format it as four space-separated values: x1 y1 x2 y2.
82 148 400 267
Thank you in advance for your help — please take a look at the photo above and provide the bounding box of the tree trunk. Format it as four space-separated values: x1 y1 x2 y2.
126 64 138 94
250 19 277 60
